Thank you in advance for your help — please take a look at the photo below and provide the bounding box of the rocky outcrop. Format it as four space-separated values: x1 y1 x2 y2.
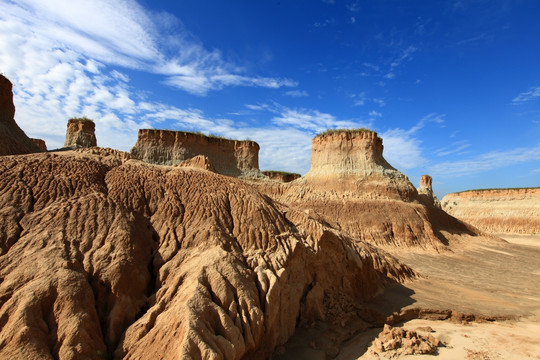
64 118 97 148
304 130 418 200
417 175 441 208
31 138 47 151
0 75 41 155
130 129 262 178
442 188 540 234
369 324 440 356
255 130 478 250
263 171 301 183
177 154 216 172
0 149 413 359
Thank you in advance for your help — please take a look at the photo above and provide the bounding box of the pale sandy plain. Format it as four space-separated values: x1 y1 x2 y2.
276 234 540 359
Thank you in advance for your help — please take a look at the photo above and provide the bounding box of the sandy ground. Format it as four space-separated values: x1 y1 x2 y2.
275 234 540 359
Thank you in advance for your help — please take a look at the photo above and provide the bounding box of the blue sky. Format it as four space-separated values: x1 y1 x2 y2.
1 0 539 197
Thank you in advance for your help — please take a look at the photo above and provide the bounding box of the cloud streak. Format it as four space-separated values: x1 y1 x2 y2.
0 0 296 96
429 144 540 177
513 86 540 104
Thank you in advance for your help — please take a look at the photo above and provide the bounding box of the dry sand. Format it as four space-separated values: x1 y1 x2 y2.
276 234 540 359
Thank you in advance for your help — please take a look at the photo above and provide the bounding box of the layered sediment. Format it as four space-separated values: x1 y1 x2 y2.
442 188 540 234
0 75 41 155
256 130 477 250
64 118 97 148
130 129 262 178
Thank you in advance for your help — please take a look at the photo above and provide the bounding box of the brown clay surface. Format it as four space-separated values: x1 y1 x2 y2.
0 148 413 360
442 188 540 234
277 235 540 359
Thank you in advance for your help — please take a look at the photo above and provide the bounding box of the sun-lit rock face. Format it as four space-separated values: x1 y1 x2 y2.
0 148 413 359
0 75 41 156
303 130 417 201
130 129 262 178
417 175 441 208
64 118 97 148
254 130 478 250
442 188 540 234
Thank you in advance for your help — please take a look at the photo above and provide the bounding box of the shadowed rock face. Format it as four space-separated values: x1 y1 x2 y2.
263 171 301 183
31 138 47 151
0 75 41 156
130 129 262 178
442 188 540 234
64 118 97 148
0 149 412 359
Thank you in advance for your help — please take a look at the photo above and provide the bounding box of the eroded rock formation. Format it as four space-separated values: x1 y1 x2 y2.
130 129 262 178
0 148 413 359
417 175 441 208
262 171 301 183
255 130 477 250
0 75 41 155
31 138 47 151
442 188 540 234
64 118 97 148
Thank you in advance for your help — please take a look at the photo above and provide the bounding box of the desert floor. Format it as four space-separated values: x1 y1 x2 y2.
276 234 540 359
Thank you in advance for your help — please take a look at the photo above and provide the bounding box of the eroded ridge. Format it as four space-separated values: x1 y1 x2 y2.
0 149 413 359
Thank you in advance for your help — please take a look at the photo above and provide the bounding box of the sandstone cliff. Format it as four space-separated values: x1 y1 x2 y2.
0 75 41 155
64 117 97 148
0 148 413 359
417 175 441 208
442 187 540 234
255 130 477 250
130 129 262 178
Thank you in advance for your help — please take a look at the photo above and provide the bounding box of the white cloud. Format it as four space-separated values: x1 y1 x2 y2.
369 110 382 118
0 0 296 96
271 108 362 133
285 90 309 97
513 86 540 104
381 128 427 170
435 141 470 157
429 144 540 177
378 113 445 170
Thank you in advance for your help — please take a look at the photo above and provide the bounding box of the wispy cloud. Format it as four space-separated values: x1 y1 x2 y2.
513 86 540 104
435 140 471 157
285 90 309 97
0 0 296 96
379 113 445 170
429 144 540 177
351 93 386 107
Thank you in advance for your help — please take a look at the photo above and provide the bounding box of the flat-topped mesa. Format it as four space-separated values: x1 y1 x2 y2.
64 118 97 148
417 175 441 208
304 129 417 200
442 187 540 234
130 129 261 178
0 75 41 155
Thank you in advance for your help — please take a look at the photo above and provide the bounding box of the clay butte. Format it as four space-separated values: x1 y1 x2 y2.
0 75 41 156
442 187 540 234
417 174 441 208
130 129 261 178
257 129 476 250
64 118 97 148
302 129 417 200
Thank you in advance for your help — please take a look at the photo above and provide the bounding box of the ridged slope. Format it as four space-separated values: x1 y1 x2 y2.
0 149 412 359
